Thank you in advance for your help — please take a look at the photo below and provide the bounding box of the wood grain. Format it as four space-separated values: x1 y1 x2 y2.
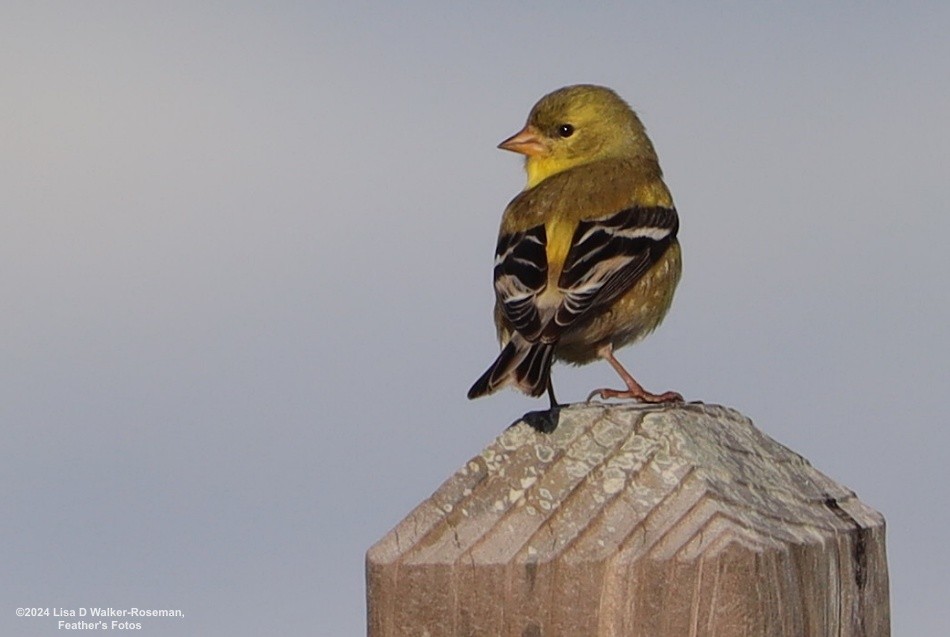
366 403 889 636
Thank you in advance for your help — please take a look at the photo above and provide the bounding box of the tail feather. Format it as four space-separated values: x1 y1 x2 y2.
468 336 554 399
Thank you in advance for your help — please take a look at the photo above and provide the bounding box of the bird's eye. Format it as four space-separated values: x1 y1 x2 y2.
557 123 575 138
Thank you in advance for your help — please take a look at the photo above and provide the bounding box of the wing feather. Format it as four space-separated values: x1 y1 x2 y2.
546 205 678 335
493 225 548 339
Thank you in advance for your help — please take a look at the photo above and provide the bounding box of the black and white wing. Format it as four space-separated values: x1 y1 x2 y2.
544 205 678 337
492 224 548 340
468 224 553 399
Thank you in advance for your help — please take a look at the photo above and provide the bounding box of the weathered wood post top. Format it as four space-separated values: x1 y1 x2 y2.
366 403 889 636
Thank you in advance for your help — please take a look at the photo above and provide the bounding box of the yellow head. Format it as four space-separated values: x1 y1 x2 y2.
499 84 657 189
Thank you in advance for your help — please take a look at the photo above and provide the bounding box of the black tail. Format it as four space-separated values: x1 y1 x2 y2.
468 335 554 399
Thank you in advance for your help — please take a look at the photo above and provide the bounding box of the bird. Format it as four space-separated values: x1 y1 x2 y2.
467 84 683 408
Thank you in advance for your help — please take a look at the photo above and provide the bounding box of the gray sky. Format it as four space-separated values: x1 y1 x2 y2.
2 3 948 635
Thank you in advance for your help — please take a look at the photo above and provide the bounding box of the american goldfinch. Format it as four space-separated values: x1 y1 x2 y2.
468 84 683 407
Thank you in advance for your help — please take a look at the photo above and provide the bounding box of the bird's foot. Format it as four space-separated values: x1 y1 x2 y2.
514 406 562 433
589 344 684 404
586 387 683 404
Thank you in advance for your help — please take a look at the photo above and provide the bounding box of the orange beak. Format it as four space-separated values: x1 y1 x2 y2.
498 125 547 157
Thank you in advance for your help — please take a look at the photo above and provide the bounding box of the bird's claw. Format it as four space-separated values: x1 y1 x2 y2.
646 390 684 404
586 388 683 404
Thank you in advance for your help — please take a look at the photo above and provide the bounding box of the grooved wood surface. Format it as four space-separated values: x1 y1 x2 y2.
366 403 889 636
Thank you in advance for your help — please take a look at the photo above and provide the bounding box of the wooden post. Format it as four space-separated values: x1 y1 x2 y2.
366 403 889 636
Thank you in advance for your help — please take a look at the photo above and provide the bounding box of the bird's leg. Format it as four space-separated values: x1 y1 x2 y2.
546 376 560 409
517 375 562 434
586 343 683 403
